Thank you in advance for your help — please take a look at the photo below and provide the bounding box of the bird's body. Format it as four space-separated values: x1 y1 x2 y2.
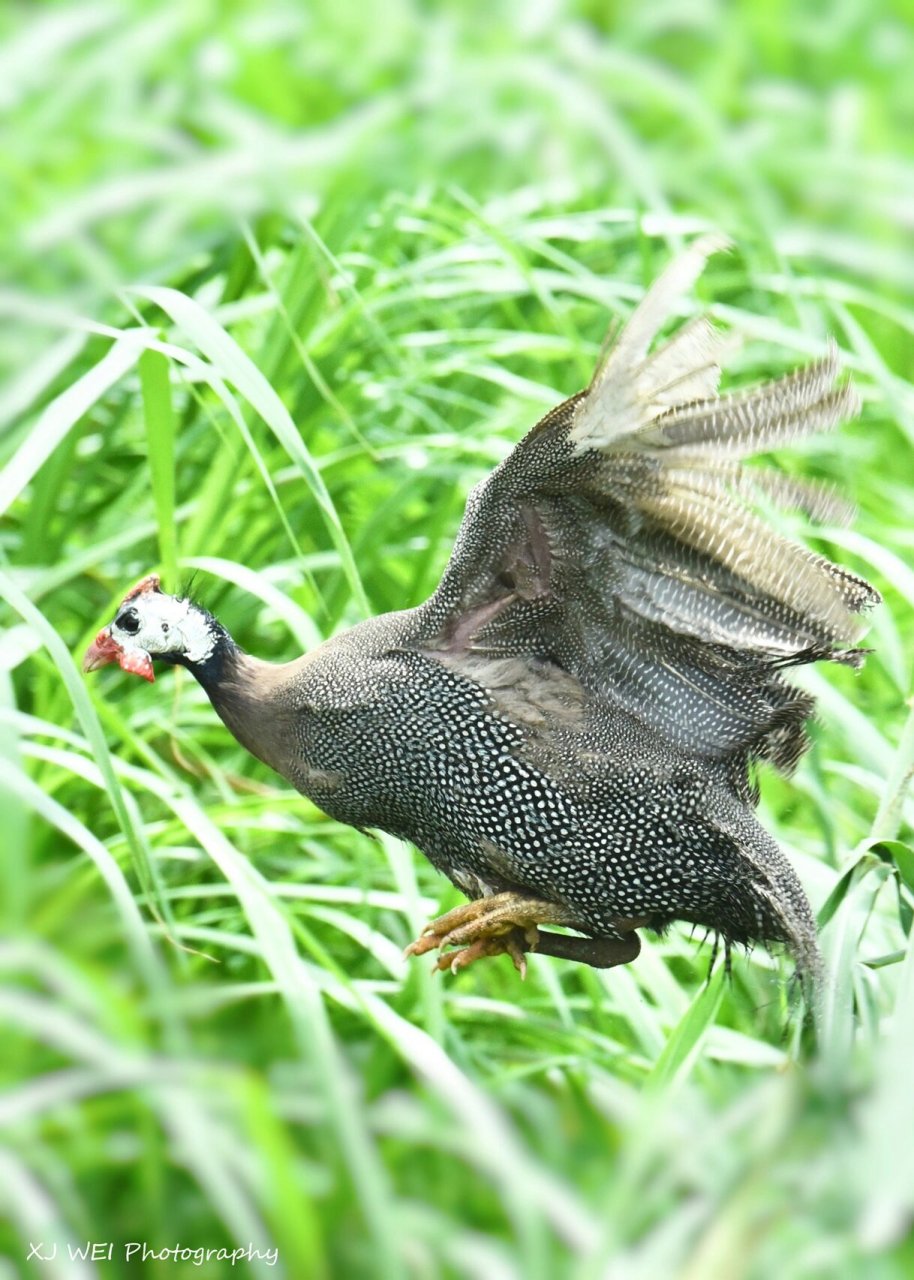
85 237 879 986
198 573 817 971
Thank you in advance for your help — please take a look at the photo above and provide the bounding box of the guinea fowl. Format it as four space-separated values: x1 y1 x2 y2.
84 236 878 989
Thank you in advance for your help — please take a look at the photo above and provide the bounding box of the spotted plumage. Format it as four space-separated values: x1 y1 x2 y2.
85 238 879 989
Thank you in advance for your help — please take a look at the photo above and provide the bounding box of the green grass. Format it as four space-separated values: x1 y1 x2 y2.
2 1 914 1277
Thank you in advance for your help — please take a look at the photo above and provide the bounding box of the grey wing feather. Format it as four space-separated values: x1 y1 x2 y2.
422 236 879 772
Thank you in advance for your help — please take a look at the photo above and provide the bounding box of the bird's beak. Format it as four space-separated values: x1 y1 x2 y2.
83 628 155 682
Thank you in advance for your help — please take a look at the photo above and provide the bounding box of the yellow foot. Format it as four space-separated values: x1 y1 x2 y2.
404 892 579 977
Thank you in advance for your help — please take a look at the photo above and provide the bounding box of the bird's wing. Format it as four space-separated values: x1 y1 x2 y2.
419 236 879 772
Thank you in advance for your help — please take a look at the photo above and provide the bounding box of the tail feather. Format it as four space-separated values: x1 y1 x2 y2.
631 314 727 408
573 233 733 444
632 482 870 643
597 232 733 380
635 340 850 455
642 380 859 459
728 468 854 527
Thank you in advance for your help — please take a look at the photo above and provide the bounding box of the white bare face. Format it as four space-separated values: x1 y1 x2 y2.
83 575 218 682
110 591 216 665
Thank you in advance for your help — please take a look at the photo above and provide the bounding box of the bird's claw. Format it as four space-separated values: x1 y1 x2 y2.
404 924 536 977
404 892 570 976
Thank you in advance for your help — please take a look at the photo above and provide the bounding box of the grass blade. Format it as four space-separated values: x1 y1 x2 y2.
138 348 179 586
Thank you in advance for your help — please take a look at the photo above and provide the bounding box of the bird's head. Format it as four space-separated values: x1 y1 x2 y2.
83 574 223 683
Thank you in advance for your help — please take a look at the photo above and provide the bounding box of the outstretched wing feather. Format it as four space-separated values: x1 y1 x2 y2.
423 237 878 771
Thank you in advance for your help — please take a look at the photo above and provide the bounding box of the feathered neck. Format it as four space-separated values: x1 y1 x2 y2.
164 602 241 692
173 607 292 774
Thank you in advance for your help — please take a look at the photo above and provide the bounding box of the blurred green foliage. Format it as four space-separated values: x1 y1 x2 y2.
1 1 913 1277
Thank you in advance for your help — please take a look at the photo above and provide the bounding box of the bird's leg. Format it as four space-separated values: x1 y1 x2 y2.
404 892 642 976
532 927 643 969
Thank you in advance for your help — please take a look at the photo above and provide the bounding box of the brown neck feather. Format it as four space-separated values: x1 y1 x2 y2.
200 652 294 776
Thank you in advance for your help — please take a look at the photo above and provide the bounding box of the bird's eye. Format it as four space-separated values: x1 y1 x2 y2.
116 608 140 635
